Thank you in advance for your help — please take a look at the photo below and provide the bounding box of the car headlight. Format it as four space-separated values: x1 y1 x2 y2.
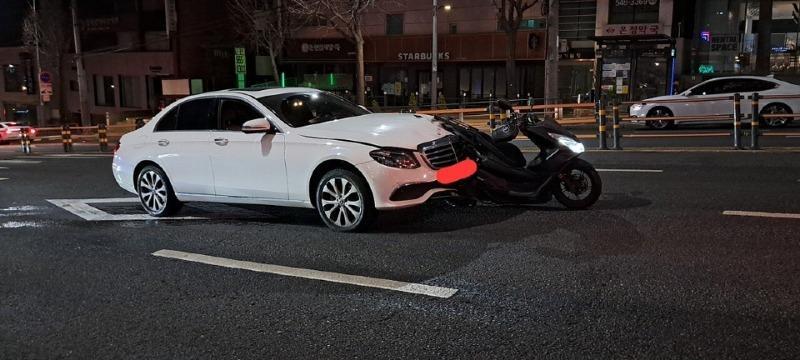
630 103 643 112
369 148 420 169
548 133 585 154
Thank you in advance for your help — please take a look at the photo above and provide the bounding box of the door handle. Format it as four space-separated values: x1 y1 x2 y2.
157 139 169 146
214 138 229 146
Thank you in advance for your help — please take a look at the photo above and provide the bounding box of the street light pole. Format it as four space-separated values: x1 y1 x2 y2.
431 0 438 109
32 0 44 125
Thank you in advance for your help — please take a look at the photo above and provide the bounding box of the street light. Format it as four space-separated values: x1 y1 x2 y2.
431 1 451 108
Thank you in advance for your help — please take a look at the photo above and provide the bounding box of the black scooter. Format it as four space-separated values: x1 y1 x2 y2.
437 99 602 209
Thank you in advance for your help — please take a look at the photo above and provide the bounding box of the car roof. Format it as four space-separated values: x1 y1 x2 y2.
209 87 321 99
703 75 780 82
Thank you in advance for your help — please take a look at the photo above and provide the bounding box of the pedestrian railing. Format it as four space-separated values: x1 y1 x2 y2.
11 93 799 154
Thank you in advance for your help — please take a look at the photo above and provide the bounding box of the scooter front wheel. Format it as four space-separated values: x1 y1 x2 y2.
553 159 602 210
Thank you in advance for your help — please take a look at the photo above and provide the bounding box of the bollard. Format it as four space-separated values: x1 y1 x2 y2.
61 124 73 153
750 93 760 150
611 98 622 150
20 128 31 154
597 94 608 150
98 123 109 152
732 93 743 150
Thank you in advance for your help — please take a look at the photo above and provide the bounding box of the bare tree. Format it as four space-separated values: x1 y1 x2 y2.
289 0 378 105
22 0 72 124
228 0 294 83
493 0 540 98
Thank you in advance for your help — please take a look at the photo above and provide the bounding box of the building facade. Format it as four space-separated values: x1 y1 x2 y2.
283 0 547 106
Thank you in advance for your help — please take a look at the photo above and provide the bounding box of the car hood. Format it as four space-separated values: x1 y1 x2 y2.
294 113 451 149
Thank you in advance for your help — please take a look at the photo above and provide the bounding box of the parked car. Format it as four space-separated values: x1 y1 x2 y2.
113 88 473 231
629 76 800 129
0 122 37 144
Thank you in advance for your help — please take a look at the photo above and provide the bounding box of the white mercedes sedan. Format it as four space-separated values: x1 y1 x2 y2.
629 76 800 129
112 88 466 231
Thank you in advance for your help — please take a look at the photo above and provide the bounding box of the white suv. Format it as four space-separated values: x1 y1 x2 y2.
112 88 464 231
630 76 800 129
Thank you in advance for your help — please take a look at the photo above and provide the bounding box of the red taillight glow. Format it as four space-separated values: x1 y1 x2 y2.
29 128 36 135
436 158 478 185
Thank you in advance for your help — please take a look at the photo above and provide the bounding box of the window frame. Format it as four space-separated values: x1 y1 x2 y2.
215 97 268 132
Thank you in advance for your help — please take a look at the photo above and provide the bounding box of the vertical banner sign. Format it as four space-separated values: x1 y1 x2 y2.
234 47 246 88
165 0 177 37
39 71 53 103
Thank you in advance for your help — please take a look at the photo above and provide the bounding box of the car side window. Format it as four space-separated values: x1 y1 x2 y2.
219 99 264 131
693 80 731 95
154 107 178 131
176 98 217 131
737 79 777 92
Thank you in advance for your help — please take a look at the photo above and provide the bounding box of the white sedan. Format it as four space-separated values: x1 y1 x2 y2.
629 76 800 129
113 88 466 231
0 122 37 144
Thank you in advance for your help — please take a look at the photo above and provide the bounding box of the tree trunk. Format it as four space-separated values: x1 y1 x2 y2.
355 33 366 105
70 0 90 125
506 29 518 98
268 46 280 85
756 0 773 74
544 0 559 104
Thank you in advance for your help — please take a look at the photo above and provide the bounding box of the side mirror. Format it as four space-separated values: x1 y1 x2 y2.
242 118 273 134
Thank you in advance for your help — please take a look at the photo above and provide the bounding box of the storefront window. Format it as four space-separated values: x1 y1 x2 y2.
3 64 24 92
94 75 116 107
386 14 404 35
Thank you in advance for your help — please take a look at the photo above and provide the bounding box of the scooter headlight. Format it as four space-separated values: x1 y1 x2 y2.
548 133 585 154
369 148 420 169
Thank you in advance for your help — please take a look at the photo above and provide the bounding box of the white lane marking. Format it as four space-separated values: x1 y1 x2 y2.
596 168 664 173
0 167 8 169
0 178 8 181
723 211 800 219
0 206 43 211
1 221 42 228
22 154 113 159
152 249 458 299
0 160 41 164
47 198 203 221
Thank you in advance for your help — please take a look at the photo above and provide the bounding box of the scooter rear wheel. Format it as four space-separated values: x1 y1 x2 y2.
553 159 602 210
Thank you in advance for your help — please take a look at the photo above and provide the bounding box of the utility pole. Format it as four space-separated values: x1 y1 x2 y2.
32 0 45 126
544 0 559 105
756 0 773 75
431 0 439 108
70 0 90 126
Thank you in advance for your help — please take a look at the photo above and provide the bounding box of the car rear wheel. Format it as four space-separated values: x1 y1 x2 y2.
760 103 792 128
645 108 674 130
136 165 182 217
315 169 376 232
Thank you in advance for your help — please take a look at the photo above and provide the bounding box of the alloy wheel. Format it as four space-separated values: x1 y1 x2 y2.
762 105 790 127
320 177 363 228
648 109 672 129
139 170 168 214
559 169 592 201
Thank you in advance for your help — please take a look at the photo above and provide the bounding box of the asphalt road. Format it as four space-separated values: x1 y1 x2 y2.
1 148 799 359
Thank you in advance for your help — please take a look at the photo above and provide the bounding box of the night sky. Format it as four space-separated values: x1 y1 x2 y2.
0 0 28 46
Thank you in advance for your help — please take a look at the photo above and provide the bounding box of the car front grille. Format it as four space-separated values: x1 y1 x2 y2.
418 136 464 169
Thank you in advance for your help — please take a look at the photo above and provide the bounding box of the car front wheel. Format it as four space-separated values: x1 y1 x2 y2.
760 103 792 128
137 165 182 217
315 169 376 232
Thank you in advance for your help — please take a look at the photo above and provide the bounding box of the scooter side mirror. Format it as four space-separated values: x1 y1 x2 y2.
496 99 514 111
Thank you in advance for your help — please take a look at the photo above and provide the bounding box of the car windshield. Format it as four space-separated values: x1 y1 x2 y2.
258 91 369 127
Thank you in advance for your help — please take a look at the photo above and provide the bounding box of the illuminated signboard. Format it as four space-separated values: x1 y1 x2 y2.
698 64 715 74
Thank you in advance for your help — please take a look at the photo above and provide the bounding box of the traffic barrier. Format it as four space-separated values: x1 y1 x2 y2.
751 93 760 150
61 125 73 152
732 93 743 150
612 98 622 150
20 128 31 154
597 94 608 150
98 123 109 152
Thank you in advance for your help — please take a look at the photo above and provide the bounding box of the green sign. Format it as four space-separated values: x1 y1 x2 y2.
234 47 246 88
698 64 715 74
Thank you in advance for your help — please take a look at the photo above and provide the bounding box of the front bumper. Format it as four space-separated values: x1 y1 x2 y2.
356 159 454 209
